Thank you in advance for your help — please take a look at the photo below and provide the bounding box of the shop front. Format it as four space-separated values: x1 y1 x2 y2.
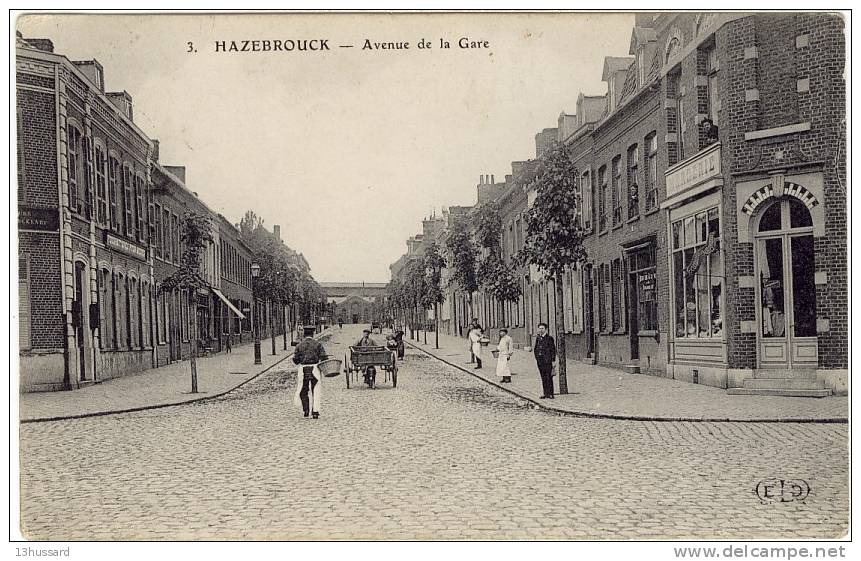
662 142 728 388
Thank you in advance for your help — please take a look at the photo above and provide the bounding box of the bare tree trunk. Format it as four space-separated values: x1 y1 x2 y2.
423 307 428 345
190 294 198 393
554 273 568 394
269 300 276 355
283 301 288 350
434 302 439 349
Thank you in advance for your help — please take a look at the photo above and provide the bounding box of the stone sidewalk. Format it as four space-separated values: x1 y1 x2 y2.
19 331 331 423
406 331 847 422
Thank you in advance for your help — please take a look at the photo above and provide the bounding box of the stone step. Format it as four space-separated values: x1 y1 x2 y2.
753 369 818 379
621 364 641 374
743 378 825 390
727 388 832 398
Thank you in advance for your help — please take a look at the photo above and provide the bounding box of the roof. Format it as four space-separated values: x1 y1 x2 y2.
319 282 388 289
602 56 634 81
629 27 657 54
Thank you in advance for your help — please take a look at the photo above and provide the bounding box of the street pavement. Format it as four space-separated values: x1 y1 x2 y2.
409 331 848 422
19 325 848 540
19 337 301 422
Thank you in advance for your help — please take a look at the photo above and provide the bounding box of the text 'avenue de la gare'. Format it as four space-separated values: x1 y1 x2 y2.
212 38 490 52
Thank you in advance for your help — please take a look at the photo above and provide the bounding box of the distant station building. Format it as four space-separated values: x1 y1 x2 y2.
320 282 387 325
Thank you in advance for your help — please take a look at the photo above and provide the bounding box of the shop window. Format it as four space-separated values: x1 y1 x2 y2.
672 207 723 339
627 144 639 220
789 198 813 228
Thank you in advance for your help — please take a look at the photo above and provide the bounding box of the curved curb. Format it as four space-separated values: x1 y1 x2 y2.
21 331 334 424
406 341 847 424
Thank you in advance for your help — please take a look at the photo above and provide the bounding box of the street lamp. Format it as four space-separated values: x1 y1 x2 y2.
251 262 261 365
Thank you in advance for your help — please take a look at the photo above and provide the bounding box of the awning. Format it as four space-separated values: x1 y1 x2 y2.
212 288 246 320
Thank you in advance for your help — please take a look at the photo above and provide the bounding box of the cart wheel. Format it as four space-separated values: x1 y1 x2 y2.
392 357 398 388
345 354 350 389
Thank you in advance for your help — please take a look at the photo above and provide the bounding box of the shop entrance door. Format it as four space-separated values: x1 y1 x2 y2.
755 198 818 368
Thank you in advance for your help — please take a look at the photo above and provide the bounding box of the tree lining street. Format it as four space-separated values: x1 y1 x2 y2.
19 326 848 540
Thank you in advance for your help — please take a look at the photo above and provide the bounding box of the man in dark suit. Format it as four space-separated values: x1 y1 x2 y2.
533 322 556 399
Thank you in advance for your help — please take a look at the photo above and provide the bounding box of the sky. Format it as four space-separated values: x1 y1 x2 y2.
17 12 635 283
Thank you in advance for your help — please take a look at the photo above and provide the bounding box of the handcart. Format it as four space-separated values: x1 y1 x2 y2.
344 345 398 389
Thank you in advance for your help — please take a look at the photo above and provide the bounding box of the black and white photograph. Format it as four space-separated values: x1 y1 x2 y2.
10 8 851 550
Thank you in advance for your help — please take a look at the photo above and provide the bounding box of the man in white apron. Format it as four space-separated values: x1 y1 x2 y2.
292 335 328 419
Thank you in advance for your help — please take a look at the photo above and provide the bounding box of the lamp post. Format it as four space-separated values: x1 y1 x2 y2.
251 262 261 365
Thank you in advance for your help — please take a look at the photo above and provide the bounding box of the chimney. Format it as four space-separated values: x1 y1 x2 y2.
165 165 186 184
73 60 105 91
634 13 655 27
106 91 134 121
151 139 160 162
273 225 281 241
491 174 495 184
22 37 55 53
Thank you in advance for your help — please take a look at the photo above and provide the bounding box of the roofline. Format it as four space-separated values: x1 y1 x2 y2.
17 45 154 149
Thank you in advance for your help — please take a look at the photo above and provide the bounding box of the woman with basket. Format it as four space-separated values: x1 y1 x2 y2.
495 328 514 383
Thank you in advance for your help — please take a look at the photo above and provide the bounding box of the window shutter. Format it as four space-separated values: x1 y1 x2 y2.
19 255 31 350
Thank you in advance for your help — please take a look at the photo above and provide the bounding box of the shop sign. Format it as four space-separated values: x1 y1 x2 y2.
19 206 59 232
106 233 147 260
666 143 721 199
637 271 656 302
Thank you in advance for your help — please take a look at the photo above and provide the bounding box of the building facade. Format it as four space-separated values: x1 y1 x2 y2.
321 282 387 325
390 12 847 396
17 35 158 391
17 33 315 392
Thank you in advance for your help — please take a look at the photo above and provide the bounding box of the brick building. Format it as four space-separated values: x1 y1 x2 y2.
17 34 158 391
390 12 846 397
215 214 253 349
653 12 846 395
17 33 314 392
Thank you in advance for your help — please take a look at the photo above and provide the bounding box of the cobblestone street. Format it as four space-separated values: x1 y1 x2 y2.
19 327 848 540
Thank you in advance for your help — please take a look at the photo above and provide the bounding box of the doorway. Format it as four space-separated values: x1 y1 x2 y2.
754 198 818 368
73 261 88 381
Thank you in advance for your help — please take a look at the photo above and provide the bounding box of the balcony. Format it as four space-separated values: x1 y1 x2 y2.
661 142 723 209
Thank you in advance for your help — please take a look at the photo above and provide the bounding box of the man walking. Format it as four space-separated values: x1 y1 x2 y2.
292 333 328 419
533 322 556 399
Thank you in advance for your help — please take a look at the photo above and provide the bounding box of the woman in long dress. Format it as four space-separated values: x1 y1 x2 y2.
495 328 513 383
469 325 483 369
